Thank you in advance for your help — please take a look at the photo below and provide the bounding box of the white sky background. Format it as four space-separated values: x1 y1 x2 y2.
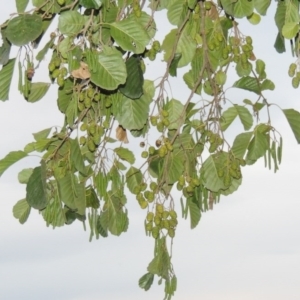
0 2 300 300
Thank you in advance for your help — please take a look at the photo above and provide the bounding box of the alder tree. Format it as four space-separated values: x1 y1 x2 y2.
1 0 300 298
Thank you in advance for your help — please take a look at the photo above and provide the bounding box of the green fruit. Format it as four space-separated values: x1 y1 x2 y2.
169 219 178 227
57 75 64 87
149 146 155 155
84 97 92 108
78 102 85 111
145 222 153 231
292 77 300 88
80 123 87 131
176 182 183 191
215 70 227 85
60 67 68 76
79 136 86 145
245 36 252 45
194 4 200 13
217 168 224 178
205 1 212 10
79 92 85 101
87 88 94 98
168 228 175 238
146 212 154 222
48 62 56 72
216 32 223 42
152 227 159 239
156 204 164 214
146 191 155 203
93 134 101 145
169 210 177 219
94 93 101 101
161 110 169 117
105 97 112 108
87 139 96 152
150 182 157 191
162 219 169 229
158 145 167 157
162 211 169 219
139 199 148 209
140 182 147 191
154 215 161 226
88 123 97 136
57 0 65 6
52 69 60 79
150 116 158 126
162 118 170 126
133 186 140 195
140 59 146 73
141 151 148 158
178 175 185 186
147 49 156 61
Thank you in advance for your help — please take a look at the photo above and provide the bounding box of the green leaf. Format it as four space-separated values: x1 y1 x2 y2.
36 39 54 62
0 150 28 177
233 0 254 18
165 99 185 130
167 0 188 26
126 167 143 193
220 107 238 131
27 82 50 103
162 28 196 68
0 34 11 65
114 147 135 164
0 58 16 101
233 76 260 94
57 173 78 210
164 149 185 184
119 56 144 99
16 0 29 13
282 109 300 144
86 187 100 209
235 105 253 130
13 199 31 224
274 32 286 53
282 22 299 39
253 0 271 15
231 132 253 159
139 273 154 291
110 18 150 54
115 93 150 130
187 198 201 229
26 163 48 210
246 131 269 160
79 0 102 9
18 168 33 184
32 0 61 13
169 53 182 77
128 11 157 39
87 47 127 90
58 11 85 36
42 194 65 228
70 139 86 175
33 128 52 141
261 79 275 91
275 1 286 32
57 77 73 113
94 171 108 198
6 14 43 46
24 139 54 153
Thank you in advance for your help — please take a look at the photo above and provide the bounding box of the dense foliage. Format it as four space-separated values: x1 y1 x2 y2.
1 0 300 298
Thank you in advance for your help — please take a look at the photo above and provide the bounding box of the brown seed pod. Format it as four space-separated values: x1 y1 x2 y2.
116 125 129 143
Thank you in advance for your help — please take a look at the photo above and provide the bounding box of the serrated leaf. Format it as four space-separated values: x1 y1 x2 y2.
42 194 65 228
115 93 150 130
110 18 150 54
18 168 33 184
246 131 269 160
57 77 73 113
0 150 28 177
58 11 85 36
253 0 271 16
6 14 43 46
16 0 29 13
86 187 100 209
119 56 144 99
32 0 61 13
167 0 188 26
164 150 185 184
0 34 11 65
57 173 77 210
126 167 143 193
26 163 48 210
114 147 135 164
220 107 238 131
261 79 275 91
187 198 201 229
24 139 54 153
87 47 127 90
36 39 54 61
0 58 16 101
282 109 300 144
236 105 253 130
282 22 299 39
27 82 50 103
233 76 260 94
13 199 31 224
169 53 182 77
165 99 185 130
70 139 86 175
162 27 196 68
33 128 52 141
94 171 108 198
139 273 154 291
231 132 253 159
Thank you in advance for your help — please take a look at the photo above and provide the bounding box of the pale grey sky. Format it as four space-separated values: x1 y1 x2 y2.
0 2 300 300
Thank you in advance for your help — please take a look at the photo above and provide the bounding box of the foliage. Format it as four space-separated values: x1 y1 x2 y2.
0 0 300 298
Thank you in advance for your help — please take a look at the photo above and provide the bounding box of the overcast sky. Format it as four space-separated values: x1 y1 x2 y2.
0 2 300 300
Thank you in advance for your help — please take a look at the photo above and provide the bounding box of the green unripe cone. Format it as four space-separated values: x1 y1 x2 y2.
57 0 65 6
152 40 161 52
148 146 155 155
146 212 154 222
87 139 96 152
152 227 159 239
79 136 86 145
169 210 177 219
292 77 300 88
80 123 87 131
168 228 175 238
156 204 164 214
48 62 56 72
150 181 157 191
141 151 148 158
